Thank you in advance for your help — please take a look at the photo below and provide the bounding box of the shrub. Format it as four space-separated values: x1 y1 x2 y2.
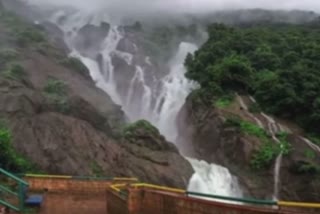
248 102 261 113
0 119 34 172
295 162 319 174
90 161 104 177
60 57 89 77
14 27 45 46
43 79 70 113
307 134 320 145
0 48 19 64
304 149 316 160
3 63 25 80
250 142 279 170
276 131 291 155
44 79 67 96
224 116 242 128
122 120 159 139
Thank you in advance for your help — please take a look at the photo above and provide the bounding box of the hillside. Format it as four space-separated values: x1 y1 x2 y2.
0 6 193 188
180 23 320 201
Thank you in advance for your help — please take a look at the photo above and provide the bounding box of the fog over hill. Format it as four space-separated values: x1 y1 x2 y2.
25 0 320 13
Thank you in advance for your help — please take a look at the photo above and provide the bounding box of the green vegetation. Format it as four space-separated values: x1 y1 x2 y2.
90 161 104 177
248 102 261 113
0 48 25 81
0 11 46 46
60 57 89 77
294 161 319 175
307 134 320 145
43 79 70 113
0 48 19 64
225 117 291 169
122 120 159 139
60 57 89 76
185 23 320 134
276 131 291 155
3 63 25 80
214 95 234 108
251 142 279 170
23 208 38 214
240 121 267 139
304 149 316 160
0 119 34 173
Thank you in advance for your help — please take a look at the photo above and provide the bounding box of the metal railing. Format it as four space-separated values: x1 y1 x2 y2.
0 168 29 212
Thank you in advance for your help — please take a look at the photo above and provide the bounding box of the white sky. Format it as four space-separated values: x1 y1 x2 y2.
25 0 320 13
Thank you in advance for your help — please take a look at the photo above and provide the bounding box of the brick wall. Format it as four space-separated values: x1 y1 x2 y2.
25 177 112 193
134 190 284 214
106 190 128 214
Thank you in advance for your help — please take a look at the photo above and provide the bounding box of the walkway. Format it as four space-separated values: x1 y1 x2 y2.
1 174 320 214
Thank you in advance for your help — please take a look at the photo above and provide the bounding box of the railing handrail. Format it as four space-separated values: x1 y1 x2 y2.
22 173 138 182
0 184 18 197
0 168 28 186
187 191 277 206
0 168 29 212
0 199 19 212
278 201 320 209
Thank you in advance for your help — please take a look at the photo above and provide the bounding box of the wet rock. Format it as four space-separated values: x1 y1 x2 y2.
179 94 320 201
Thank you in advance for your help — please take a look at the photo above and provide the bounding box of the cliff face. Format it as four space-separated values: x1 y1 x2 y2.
0 6 193 188
178 94 320 201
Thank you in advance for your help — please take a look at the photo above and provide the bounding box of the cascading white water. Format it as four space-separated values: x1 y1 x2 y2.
49 9 242 199
150 42 198 142
187 159 243 200
260 113 282 200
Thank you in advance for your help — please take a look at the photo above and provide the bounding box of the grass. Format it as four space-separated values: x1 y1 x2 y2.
43 79 70 113
214 95 234 108
240 120 267 139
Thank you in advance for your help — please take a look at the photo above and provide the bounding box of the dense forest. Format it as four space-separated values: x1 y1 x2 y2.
185 23 320 136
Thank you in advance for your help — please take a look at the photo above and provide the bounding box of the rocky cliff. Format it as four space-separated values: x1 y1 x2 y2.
178 94 320 201
0 5 193 188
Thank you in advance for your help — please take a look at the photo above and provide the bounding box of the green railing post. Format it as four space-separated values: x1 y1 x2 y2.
18 182 25 211
0 168 29 212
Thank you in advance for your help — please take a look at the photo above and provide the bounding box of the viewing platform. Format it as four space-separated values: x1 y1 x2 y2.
1 170 320 214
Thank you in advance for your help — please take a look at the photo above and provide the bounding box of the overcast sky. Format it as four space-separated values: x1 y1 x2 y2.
25 0 320 13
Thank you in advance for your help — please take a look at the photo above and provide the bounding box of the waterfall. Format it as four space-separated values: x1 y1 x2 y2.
150 42 198 143
49 9 242 200
238 95 283 200
259 113 282 200
187 159 243 201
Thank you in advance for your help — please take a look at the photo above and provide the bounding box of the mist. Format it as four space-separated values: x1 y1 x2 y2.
25 0 320 14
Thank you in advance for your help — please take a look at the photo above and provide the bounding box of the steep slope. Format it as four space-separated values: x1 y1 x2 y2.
0 6 193 188
181 23 320 201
